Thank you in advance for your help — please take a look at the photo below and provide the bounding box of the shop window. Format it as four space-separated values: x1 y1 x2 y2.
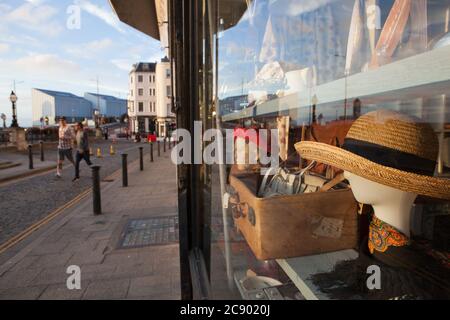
138 102 143 113
202 0 450 301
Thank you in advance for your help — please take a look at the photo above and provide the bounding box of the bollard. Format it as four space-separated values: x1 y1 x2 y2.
163 138 166 153
168 137 171 150
121 153 128 187
91 165 102 215
28 145 34 170
139 147 144 171
39 141 44 162
150 143 154 162
158 141 161 157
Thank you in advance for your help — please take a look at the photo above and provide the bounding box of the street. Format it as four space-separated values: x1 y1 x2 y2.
0 140 146 246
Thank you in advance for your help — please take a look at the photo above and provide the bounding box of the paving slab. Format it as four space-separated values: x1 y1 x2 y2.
0 149 180 300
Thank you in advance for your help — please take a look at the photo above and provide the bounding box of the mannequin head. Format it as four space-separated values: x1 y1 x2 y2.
344 171 418 237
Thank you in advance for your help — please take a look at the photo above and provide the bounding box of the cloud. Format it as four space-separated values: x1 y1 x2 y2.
0 43 10 54
110 59 134 72
2 54 80 76
74 0 125 34
271 0 338 16
25 0 47 5
0 3 12 12
3 2 63 37
66 38 114 59
0 34 41 48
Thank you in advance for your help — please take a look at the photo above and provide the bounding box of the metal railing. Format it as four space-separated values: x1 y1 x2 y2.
25 129 58 144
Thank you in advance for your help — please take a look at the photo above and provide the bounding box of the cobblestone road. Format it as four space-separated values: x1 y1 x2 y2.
0 140 149 245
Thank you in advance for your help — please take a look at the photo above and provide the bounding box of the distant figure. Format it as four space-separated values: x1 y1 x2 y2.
135 132 141 143
73 122 92 182
104 128 109 140
56 117 75 178
353 98 362 119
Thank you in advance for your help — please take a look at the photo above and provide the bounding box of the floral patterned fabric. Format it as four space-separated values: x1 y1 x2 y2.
368 215 409 254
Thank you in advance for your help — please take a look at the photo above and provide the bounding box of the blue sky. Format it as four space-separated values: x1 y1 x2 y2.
0 0 164 126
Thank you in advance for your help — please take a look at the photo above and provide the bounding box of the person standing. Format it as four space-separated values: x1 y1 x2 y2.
56 117 75 178
73 122 92 182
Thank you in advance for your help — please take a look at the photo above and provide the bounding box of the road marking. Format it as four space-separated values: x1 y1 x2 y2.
0 145 149 255
0 188 92 255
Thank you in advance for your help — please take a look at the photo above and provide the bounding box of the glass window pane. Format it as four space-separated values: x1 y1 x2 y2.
208 0 450 301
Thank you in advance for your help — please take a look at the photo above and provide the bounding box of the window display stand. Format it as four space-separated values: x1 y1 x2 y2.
276 249 358 300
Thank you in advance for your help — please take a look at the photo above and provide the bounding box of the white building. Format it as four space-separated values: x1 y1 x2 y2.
32 88 92 126
155 56 175 137
128 62 158 134
128 58 175 136
84 93 127 118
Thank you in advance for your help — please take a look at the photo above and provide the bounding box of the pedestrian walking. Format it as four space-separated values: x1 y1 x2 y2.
73 122 92 182
56 117 75 178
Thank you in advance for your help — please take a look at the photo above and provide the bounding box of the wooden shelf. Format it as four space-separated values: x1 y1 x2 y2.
222 45 450 122
276 249 358 300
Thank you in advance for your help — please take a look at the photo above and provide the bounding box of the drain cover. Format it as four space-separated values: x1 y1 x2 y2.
118 215 179 248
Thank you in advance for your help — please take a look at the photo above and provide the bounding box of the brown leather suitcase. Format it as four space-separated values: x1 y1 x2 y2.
229 173 359 260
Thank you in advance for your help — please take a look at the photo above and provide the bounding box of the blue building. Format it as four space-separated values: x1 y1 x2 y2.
32 89 93 126
84 93 127 118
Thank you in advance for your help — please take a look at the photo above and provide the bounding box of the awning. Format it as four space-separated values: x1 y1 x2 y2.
109 0 160 40
110 0 250 42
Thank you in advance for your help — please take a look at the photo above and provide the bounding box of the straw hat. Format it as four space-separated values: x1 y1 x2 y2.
295 110 450 200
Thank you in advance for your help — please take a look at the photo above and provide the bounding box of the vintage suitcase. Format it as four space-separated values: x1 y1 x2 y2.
229 173 359 260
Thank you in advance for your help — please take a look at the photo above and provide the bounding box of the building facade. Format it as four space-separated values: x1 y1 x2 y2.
32 89 92 126
128 59 175 136
84 93 127 118
128 62 158 134
155 56 175 137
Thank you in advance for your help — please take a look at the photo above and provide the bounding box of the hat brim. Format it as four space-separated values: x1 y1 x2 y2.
295 141 450 200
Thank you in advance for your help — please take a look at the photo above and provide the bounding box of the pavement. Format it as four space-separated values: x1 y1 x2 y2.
0 143 57 183
0 142 180 300
0 140 145 245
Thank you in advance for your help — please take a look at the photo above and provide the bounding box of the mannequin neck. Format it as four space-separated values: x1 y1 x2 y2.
371 193 417 238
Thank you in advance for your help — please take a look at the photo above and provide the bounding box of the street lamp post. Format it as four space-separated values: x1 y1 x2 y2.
94 110 100 128
94 110 102 139
10 91 19 128
124 117 129 140
1 113 6 128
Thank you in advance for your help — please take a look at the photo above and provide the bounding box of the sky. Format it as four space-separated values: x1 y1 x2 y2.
0 0 164 127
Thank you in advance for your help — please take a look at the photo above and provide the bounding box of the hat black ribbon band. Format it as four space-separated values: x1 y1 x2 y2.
342 138 436 176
